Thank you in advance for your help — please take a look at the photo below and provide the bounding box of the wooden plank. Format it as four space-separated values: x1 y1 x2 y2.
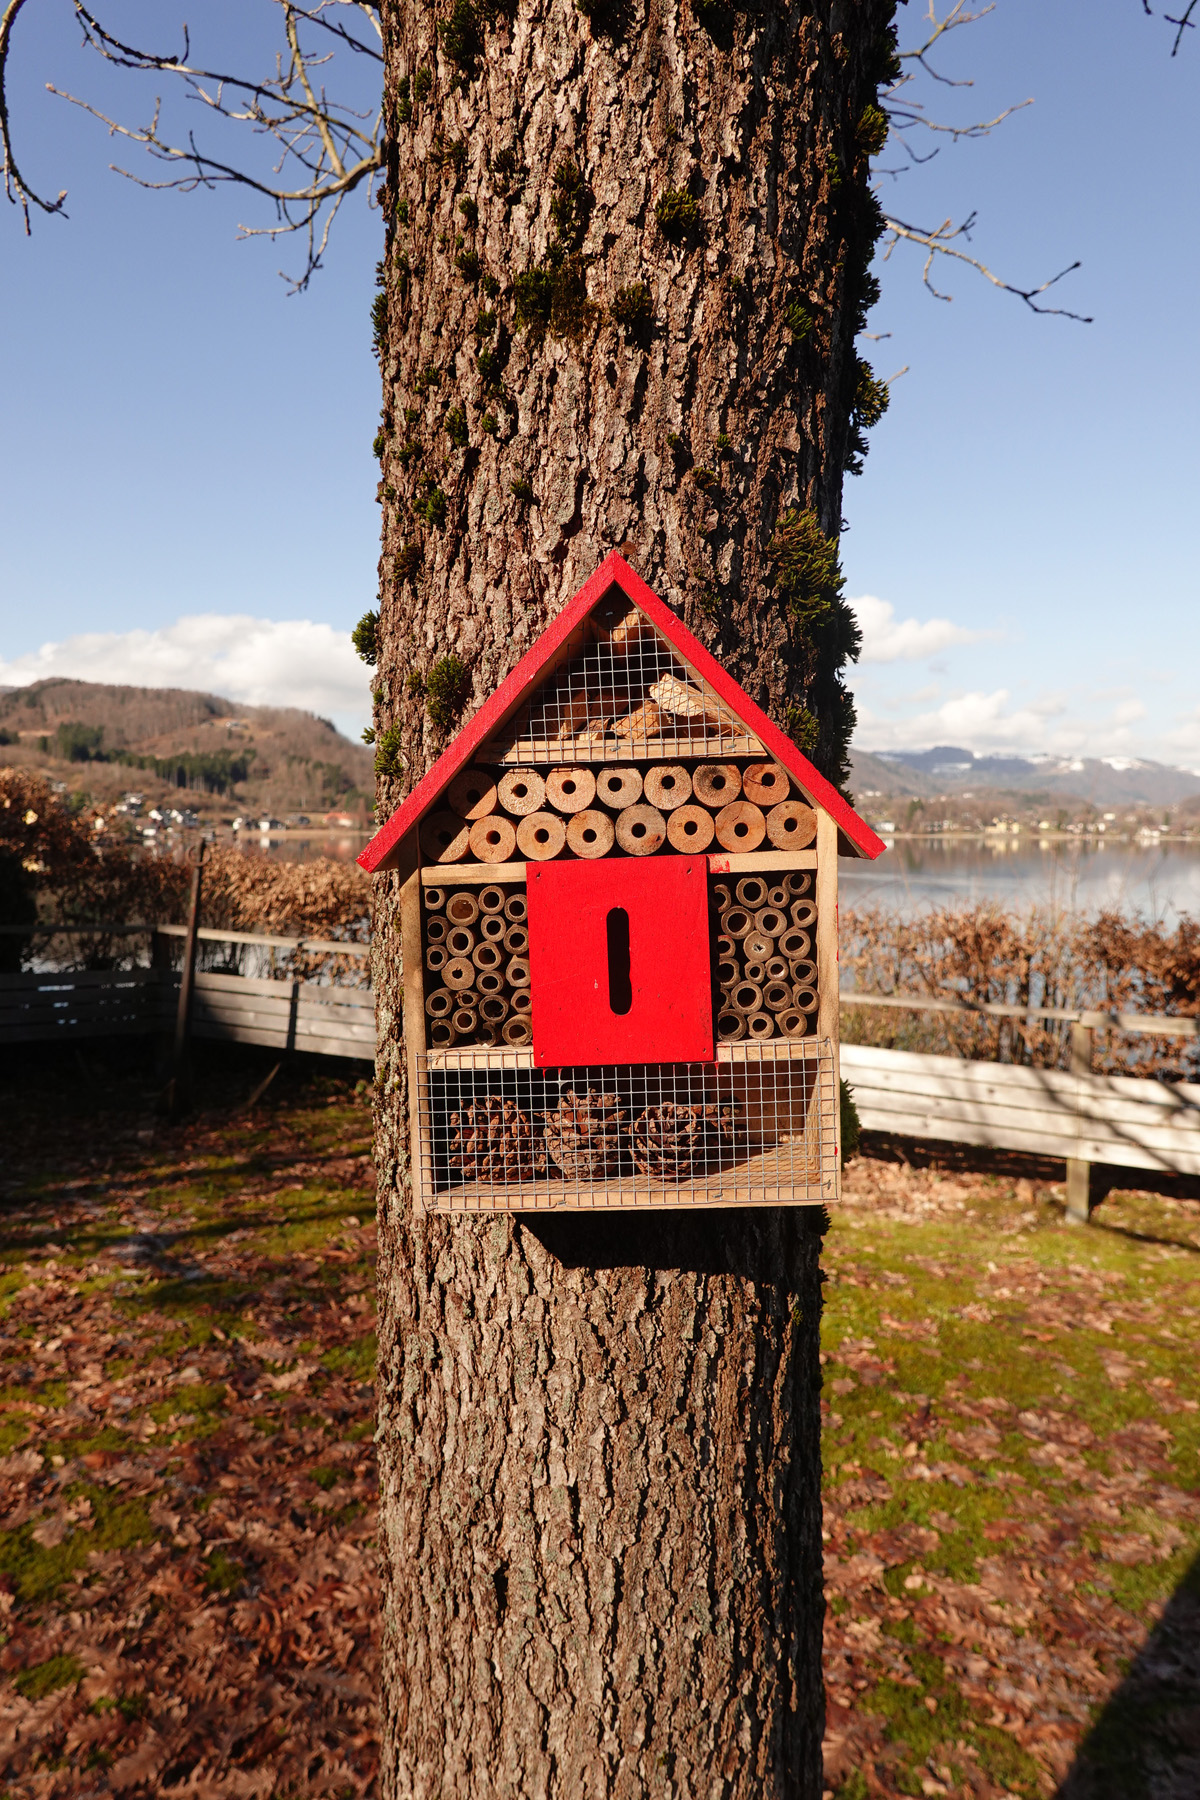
840 1044 1200 1176
400 865 433 1211
707 849 817 874
421 861 525 886
815 811 840 1193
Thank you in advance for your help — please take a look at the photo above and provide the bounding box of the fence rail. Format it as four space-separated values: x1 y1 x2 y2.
5 941 1199 1220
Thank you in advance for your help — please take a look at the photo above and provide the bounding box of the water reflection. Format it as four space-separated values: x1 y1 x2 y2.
839 837 1200 920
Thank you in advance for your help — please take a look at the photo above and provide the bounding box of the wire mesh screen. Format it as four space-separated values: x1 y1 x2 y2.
482 605 763 764
415 1042 838 1211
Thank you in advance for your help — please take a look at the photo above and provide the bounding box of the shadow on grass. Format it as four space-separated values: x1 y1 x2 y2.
1058 1549 1200 1800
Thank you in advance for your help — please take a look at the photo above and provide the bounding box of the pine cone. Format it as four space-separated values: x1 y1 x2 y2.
447 1095 545 1185
543 1088 627 1178
631 1101 737 1181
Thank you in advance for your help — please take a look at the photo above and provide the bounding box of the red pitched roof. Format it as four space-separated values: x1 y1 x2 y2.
358 552 886 871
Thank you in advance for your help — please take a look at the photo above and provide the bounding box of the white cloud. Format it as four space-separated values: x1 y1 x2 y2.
855 688 1080 757
0 614 371 737
850 594 990 664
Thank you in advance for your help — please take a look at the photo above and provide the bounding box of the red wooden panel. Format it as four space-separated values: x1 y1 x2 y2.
526 856 713 1067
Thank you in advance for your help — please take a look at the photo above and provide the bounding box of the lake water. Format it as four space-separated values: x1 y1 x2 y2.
838 837 1200 921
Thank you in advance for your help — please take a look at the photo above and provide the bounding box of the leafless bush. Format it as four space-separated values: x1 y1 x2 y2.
841 904 1200 1079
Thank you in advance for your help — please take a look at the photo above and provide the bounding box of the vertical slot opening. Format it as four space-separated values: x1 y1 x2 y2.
606 907 632 1015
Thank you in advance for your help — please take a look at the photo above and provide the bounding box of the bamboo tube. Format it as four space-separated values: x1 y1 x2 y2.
790 899 817 929
503 1016 533 1046
446 892 479 925
472 942 504 972
428 1019 457 1047
715 801 766 852
566 811 616 859
476 969 505 996
478 994 510 1024
504 894 527 922
743 933 774 962
478 885 506 913
644 765 692 811
715 934 735 961
469 815 518 862
779 927 811 960
509 988 532 1014
503 923 529 954
425 945 448 973
754 906 789 938
717 957 739 987
420 811 471 863
596 766 643 808
517 812 567 860
476 1022 500 1047
451 1006 478 1036
712 881 733 909
442 956 476 991
730 979 762 1014
785 871 813 897
425 915 448 944
766 801 817 850
792 984 819 1014
447 768 498 820
767 885 788 907
425 990 454 1018
717 1010 747 1041
666 805 714 853
479 913 506 942
746 1011 775 1040
693 764 742 808
742 762 789 807
719 906 753 938
423 886 447 911
778 1008 810 1038
446 925 476 957
506 957 531 988
498 769 547 816
742 960 767 985
546 767 598 813
735 876 769 908
764 955 790 982
615 804 666 855
789 958 818 986
763 980 793 1013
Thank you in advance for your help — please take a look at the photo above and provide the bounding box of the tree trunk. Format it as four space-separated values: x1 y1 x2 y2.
372 2 894 1792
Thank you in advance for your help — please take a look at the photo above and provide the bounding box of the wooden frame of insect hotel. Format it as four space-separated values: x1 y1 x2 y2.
359 554 886 1214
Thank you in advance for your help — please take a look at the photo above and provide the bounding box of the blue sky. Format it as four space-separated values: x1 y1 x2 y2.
1 1 1197 761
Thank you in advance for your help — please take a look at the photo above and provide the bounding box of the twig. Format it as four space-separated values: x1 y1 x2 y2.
880 211 1093 320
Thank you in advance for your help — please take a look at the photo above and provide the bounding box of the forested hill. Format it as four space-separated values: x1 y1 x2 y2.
0 678 373 819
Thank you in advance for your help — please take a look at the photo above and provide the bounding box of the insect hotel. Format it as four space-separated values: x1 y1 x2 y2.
359 554 885 1212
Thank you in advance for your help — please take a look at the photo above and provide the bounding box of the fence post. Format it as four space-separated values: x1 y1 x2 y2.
1065 1018 1095 1224
166 842 205 1118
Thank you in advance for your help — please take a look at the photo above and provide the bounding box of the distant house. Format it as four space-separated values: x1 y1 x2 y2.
324 810 357 828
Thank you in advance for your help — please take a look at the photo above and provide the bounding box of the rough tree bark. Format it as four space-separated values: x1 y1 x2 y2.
371 2 896 1793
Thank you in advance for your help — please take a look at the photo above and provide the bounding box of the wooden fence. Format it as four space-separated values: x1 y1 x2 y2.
5 930 1199 1221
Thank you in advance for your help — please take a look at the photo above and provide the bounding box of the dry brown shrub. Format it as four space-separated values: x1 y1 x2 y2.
197 846 370 940
0 769 94 877
841 904 1200 1078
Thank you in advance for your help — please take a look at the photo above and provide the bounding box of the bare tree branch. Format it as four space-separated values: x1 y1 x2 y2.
3 1 383 286
1142 0 1198 53
868 1 1089 324
1 0 68 226
880 213 1093 321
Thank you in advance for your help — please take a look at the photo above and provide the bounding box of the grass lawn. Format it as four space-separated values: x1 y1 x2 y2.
1 1043 1197 1797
